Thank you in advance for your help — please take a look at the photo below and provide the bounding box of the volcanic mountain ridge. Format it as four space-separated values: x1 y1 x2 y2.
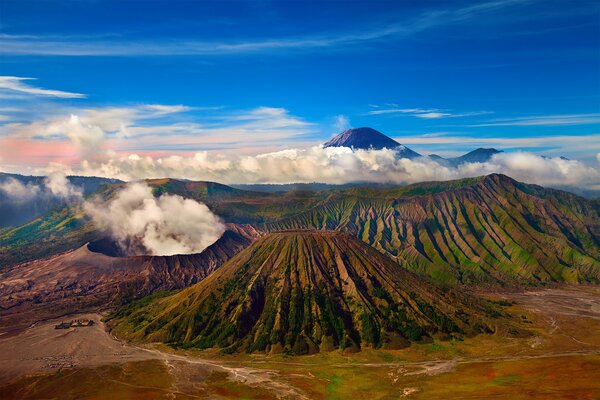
108 230 505 354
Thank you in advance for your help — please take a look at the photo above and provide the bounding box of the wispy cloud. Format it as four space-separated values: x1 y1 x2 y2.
334 115 351 131
0 0 529 57
392 133 600 148
470 113 600 127
391 133 600 161
0 76 86 98
367 107 492 119
0 103 192 156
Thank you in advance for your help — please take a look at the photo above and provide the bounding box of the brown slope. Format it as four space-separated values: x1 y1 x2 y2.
108 231 504 354
265 174 600 285
0 225 261 334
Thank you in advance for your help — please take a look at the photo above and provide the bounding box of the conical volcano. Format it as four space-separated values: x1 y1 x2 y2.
324 127 421 158
109 230 499 354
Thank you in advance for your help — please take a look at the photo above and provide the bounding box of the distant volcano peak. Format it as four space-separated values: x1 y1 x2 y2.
324 127 421 158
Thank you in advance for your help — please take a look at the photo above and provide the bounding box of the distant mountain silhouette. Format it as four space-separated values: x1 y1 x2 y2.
324 127 421 159
448 148 502 165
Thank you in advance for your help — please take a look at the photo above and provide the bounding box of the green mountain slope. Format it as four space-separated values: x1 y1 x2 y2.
108 231 504 354
265 174 600 284
3 174 598 285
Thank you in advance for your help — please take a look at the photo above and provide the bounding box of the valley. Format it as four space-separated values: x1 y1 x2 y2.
0 286 598 399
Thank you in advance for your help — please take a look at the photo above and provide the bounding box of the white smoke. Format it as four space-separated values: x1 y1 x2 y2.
57 146 600 190
44 173 83 200
83 182 225 256
334 115 351 131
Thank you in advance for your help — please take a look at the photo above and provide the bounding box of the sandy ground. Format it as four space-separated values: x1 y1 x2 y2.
0 286 599 399
0 313 156 383
0 313 307 398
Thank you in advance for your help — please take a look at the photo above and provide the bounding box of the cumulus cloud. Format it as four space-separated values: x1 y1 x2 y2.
0 178 41 201
1 104 191 156
0 105 313 159
46 114 106 155
43 146 600 190
83 182 225 256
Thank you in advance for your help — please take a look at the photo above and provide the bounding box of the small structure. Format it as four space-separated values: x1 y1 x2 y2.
54 322 71 329
54 319 95 329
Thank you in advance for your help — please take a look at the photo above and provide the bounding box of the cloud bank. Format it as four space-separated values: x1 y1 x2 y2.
83 182 225 256
43 146 600 190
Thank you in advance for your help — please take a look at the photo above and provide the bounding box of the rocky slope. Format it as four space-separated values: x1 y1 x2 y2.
108 231 504 354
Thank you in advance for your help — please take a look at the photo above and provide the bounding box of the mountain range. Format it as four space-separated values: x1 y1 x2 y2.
1 127 598 352
0 173 121 228
323 127 503 166
2 174 598 287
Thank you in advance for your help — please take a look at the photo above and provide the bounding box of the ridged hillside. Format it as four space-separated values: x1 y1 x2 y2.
3 174 598 285
108 231 502 354
265 174 600 285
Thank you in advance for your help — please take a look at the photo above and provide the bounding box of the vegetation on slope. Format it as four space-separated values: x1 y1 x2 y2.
2 174 598 286
108 231 506 354
265 174 600 285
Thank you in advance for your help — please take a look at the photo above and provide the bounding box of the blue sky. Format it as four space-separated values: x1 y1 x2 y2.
0 0 599 170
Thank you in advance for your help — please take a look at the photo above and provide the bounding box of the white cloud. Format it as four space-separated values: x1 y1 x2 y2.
0 76 85 98
366 106 492 119
0 178 41 201
0 173 83 202
35 146 600 190
471 113 600 127
1 105 315 158
367 108 438 116
2 104 193 155
416 112 452 119
84 182 225 256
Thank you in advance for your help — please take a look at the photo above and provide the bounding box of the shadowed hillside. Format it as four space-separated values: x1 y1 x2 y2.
108 231 505 354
